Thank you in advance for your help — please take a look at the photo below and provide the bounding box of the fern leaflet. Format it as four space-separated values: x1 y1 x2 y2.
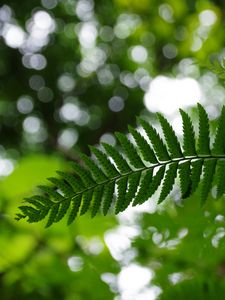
212 106 225 155
216 159 225 198
137 117 170 161
157 113 183 159
178 161 191 199
180 109 196 157
158 163 178 203
201 159 216 205
197 103 210 156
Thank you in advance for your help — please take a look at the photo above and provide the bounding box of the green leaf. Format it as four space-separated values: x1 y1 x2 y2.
180 109 196 157
178 161 191 199
216 159 225 198
132 169 153 206
29 195 53 208
56 171 84 192
138 118 170 161
79 153 106 183
18 205 45 223
102 181 115 215
45 203 60 228
89 146 119 178
201 159 217 205
190 159 203 194
147 166 166 199
212 106 225 155
123 172 141 210
102 142 131 174
24 197 48 210
157 113 183 159
91 186 104 217
158 163 178 203
115 176 128 214
197 103 210 156
128 125 158 164
47 177 74 197
80 190 93 215
115 132 145 169
54 199 70 222
38 185 64 202
67 195 82 225
72 162 95 187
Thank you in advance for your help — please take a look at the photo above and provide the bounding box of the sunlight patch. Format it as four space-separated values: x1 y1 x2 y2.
144 76 202 115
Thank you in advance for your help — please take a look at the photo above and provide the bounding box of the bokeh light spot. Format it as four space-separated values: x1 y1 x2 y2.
17 96 34 114
108 96 124 112
130 45 148 63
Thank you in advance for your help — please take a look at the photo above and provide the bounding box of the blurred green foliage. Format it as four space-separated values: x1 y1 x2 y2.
1 0 225 299
132 194 225 299
0 155 119 299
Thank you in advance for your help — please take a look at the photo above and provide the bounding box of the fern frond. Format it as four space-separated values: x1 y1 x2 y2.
38 185 64 202
132 169 153 206
201 159 216 205
197 103 210 156
158 163 177 203
45 203 60 228
80 190 93 215
115 132 145 169
179 109 196 157
54 199 70 223
102 142 131 174
89 146 119 178
72 163 95 187
132 166 165 206
128 125 158 164
18 205 46 223
56 171 84 191
115 176 128 214
102 181 115 215
157 113 183 159
24 196 52 209
123 172 141 210
67 195 82 225
212 106 225 155
47 177 74 197
190 159 203 194
79 153 106 183
138 118 170 161
178 161 191 199
17 104 225 227
147 166 166 200
216 159 225 198
91 186 103 217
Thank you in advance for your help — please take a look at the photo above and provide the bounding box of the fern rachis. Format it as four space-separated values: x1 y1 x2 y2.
16 104 225 227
